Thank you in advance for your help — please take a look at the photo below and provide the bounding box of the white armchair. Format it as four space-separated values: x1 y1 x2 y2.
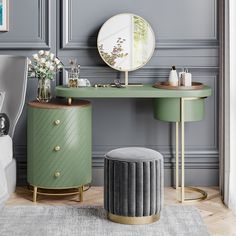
0 55 28 203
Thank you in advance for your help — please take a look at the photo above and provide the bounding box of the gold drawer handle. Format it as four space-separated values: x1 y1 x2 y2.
54 120 61 125
54 171 61 178
54 146 61 152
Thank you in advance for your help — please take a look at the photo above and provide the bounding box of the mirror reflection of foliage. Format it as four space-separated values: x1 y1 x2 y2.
99 38 128 67
133 16 148 43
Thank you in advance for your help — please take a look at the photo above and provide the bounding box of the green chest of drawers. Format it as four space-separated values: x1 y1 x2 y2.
27 100 92 199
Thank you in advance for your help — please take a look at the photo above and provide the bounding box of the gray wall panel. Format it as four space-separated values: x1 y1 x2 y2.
61 0 218 49
0 0 51 49
0 0 219 186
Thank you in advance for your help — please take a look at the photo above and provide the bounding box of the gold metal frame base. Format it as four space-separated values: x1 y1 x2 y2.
29 185 84 203
107 212 160 225
175 97 208 203
177 186 207 203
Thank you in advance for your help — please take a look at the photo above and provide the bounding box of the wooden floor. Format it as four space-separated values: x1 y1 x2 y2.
6 186 236 236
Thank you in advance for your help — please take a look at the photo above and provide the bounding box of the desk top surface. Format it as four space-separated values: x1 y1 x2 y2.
56 84 212 98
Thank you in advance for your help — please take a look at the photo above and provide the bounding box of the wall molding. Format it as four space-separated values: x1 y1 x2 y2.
15 145 219 185
0 0 51 49
62 66 219 81
16 153 219 168
61 0 219 50
91 150 219 168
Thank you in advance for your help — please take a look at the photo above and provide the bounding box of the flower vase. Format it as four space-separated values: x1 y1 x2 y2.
37 78 52 103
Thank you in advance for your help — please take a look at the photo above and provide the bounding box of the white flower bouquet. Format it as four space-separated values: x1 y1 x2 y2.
28 50 63 102
28 50 63 80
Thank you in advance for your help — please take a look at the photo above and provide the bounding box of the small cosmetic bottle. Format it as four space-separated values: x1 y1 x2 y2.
183 69 192 87
179 68 185 86
168 65 178 86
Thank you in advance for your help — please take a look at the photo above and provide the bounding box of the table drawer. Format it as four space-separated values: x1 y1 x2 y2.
153 98 205 122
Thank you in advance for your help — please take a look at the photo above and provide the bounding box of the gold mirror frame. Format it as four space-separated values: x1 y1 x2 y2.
97 13 156 86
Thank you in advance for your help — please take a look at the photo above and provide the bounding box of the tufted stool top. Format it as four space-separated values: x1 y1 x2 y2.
105 147 163 162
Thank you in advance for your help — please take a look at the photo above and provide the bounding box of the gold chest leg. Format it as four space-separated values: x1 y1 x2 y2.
33 186 37 203
79 186 83 202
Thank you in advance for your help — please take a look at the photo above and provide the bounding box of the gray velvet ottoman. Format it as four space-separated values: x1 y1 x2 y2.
104 147 164 225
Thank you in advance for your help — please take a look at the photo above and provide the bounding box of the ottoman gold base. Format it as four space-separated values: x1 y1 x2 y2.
107 212 160 225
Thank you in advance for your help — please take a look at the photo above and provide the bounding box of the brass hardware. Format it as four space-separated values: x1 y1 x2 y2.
83 185 91 192
108 213 160 225
178 186 207 203
153 82 204 90
29 185 85 202
175 97 208 203
54 146 61 152
54 120 61 125
54 171 61 178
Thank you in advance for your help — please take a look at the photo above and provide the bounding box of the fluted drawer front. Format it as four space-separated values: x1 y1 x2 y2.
27 106 91 135
104 158 164 217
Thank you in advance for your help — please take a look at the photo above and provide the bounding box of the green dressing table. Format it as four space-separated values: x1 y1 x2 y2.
56 84 212 203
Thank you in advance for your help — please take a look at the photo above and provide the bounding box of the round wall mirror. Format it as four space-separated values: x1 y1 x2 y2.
97 13 156 85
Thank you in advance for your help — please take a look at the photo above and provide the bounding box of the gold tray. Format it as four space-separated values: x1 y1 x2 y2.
153 82 204 90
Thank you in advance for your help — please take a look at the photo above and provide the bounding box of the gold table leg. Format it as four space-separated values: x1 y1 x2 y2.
181 98 185 203
125 71 129 86
175 97 208 203
33 186 37 203
176 122 179 192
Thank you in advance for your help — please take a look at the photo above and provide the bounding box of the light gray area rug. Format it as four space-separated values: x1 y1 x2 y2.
0 205 209 236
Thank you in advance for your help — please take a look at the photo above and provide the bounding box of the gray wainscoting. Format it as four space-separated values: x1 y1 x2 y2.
0 0 219 186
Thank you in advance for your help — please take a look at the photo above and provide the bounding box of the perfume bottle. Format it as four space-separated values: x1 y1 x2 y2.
182 68 192 87
68 59 80 88
168 65 178 86
179 68 185 86
185 69 192 86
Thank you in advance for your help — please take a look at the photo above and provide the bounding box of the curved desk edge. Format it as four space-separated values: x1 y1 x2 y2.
55 85 212 99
